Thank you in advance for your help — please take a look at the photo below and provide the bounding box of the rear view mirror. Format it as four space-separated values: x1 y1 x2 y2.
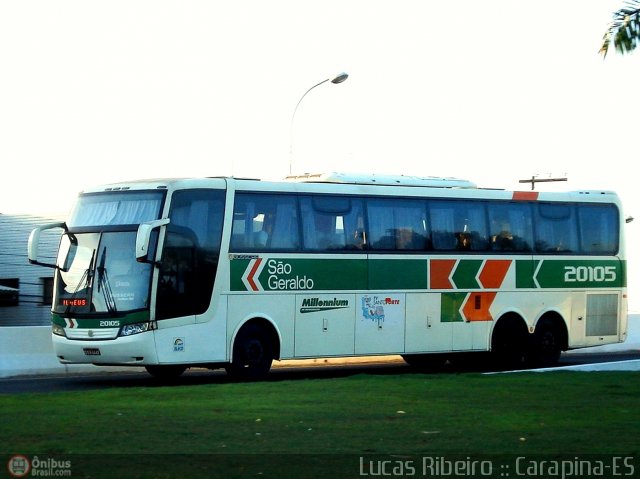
28 222 66 268
136 218 170 262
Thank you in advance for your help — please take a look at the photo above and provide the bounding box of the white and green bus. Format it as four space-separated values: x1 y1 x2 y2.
28 172 629 378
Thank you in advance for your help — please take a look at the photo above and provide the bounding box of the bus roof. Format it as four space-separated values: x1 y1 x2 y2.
284 172 477 189
78 174 622 206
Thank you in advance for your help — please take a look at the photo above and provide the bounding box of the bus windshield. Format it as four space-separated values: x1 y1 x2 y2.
53 231 155 315
53 188 227 319
52 190 165 315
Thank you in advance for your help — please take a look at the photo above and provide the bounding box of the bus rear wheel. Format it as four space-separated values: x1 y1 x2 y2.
491 316 528 370
226 324 273 380
527 320 562 367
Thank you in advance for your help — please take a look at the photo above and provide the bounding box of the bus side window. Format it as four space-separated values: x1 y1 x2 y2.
578 204 619 254
300 196 365 251
367 198 428 251
488 202 533 252
456 231 472 250
266 201 299 249
535 204 578 253
430 200 488 252
231 193 300 251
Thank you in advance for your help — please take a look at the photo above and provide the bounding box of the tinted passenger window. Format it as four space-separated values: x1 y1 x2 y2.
578 204 618 254
300 196 366 251
535 204 578 253
231 193 300 251
367 198 429 251
429 200 489 251
488 202 533 252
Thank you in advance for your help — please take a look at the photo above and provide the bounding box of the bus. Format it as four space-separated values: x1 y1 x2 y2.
27 172 629 379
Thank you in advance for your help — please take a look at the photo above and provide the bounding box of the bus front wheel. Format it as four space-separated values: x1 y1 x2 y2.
226 324 274 380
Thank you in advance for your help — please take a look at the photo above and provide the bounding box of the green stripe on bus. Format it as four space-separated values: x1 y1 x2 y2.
230 259 251 291
369 259 427 290
533 259 625 288
516 259 625 288
52 310 150 328
271 259 368 291
230 258 368 292
515 260 539 288
230 257 626 292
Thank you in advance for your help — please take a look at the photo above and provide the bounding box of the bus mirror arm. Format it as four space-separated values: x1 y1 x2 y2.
28 222 67 269
136 218 170 264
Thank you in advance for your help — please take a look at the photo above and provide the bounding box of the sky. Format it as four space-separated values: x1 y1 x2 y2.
1 1 638 309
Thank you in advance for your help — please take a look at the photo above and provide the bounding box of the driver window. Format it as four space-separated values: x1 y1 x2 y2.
156 189 225 320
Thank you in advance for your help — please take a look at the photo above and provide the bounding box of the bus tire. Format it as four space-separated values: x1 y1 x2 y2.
145 365 187 379
527 319 563 367
226 323 274 380
491 315 528 369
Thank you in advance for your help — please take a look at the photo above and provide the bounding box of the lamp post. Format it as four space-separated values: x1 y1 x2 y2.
289 72 349 176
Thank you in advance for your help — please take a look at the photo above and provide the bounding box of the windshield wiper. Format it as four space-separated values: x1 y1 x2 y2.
97 247 117 314
64 249 95 315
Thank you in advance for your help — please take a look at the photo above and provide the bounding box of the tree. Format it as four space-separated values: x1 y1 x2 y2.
600 0 640 57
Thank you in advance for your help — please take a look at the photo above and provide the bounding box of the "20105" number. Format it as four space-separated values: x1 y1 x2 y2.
564 266 616 283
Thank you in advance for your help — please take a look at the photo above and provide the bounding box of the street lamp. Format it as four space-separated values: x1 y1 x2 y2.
289 72 349 175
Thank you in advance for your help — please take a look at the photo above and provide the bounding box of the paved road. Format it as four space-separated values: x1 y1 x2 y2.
1 349 639 395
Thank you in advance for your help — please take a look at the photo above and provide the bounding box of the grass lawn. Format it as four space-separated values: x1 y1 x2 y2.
1 371 638 478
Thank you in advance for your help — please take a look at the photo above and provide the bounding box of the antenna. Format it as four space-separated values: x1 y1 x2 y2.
518 174 568 191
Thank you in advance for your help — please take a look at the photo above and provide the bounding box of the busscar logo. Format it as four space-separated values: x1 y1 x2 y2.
300 297 349 314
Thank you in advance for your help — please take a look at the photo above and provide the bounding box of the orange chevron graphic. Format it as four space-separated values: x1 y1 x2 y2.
430 259 456 289
244 258 263 291
462 292 497 321
478 260 511 289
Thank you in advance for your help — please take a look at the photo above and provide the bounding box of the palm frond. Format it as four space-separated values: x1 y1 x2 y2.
601 0 640 57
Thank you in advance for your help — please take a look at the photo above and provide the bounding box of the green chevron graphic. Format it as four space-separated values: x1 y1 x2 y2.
451 260 483 289
441 292 467 322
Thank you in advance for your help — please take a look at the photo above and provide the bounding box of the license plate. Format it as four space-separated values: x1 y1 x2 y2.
83 348 101 356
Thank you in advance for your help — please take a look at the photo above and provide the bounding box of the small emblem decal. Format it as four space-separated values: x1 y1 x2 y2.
173 338 185 352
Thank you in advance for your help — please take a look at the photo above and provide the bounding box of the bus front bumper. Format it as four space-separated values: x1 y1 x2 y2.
52 332 159 365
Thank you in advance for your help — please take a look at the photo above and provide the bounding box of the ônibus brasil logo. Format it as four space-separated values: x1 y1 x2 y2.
7 455 72 478
7 455 30 478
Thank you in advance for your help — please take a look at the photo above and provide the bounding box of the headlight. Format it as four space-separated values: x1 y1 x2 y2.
52 323 66 337
119 322 154 337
